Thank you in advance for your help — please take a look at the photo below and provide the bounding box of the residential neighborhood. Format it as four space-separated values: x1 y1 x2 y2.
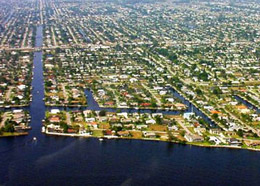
0 0 260 150
0 109 31 136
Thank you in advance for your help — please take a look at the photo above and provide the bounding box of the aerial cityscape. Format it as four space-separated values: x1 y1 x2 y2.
0 0 260 185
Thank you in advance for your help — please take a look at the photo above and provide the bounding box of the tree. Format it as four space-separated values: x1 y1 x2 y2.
60 123 69 133
237 129 243 137
196 88 203 96
168 131 177 142
4 123 14 133
198 70 209 81
155 116 162 125
213 87 222 95
151 102 157 107
212 113 218 120
180 130 186 137
99 110 107 117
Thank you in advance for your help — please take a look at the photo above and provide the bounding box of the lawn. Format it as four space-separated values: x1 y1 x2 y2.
130 131 142 139
92 130 103 137
0 132 28 137
99 123 110 130
149 125 167 132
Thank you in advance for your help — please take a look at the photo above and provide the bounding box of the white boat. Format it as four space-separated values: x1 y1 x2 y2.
99 138 103 141
33 137 37 141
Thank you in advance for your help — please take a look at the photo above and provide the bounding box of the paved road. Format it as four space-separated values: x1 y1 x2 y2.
141 83 162 106
0 112 9 128
61 83 68 103
66 112 72 126
5 86 13 101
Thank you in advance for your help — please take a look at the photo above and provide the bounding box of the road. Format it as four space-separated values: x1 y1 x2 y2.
5 86 13 101
61 83 68 103
141 83 162 106
67 26 78 44
175 118 192 135
21 27 28 47
51 26 57 46
0 112 9 128
66 112 72 126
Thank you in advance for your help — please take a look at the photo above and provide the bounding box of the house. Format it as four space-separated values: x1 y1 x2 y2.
117 130 130 137
98 117 108 122
124 124 135 129
87 122 98 129
209 128 222 135
143 131 156 138
225 131 236 136
209 136 222 145
183 112 195 120
50 109 60 114
17 84 26 90
104 130 113 135
210 110 221 115
168 125 178 131
146 119 156 124
152 113 163 118
67 128 77 133
117 112 128 118
47 124 63 133
121 118 132 123
85 118 95 122
184 133 204 142
140 103 151 107
166 98 174 103
175 103 186 110
227 138 242 146
49 116 60 123
194 127 206 135
236 105 250 114
136 124 148 130
83 110 92 117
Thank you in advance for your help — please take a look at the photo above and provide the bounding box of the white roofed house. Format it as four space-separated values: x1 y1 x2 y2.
146 119 156 124
17 85 26 90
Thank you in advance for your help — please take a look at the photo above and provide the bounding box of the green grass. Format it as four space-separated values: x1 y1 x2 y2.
92 130 103 137
0 132 28 137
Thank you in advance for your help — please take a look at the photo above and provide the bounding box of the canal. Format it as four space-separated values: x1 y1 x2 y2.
0 25 260 185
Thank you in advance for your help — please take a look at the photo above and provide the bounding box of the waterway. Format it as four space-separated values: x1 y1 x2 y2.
0 26 260 185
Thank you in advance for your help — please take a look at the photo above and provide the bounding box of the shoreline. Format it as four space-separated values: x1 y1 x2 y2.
43 131 260 152
0 132 29 137
0 104 29 108
45 104 186 111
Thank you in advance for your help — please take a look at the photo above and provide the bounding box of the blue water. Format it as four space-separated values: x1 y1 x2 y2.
1 26 260 186
1 137 260 185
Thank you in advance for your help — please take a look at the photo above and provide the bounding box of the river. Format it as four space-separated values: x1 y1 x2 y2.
0 26 260 185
